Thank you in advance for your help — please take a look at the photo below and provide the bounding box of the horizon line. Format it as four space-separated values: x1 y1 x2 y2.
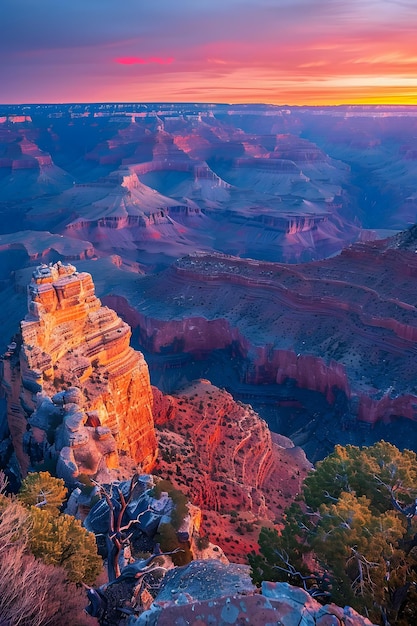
2 101 417 108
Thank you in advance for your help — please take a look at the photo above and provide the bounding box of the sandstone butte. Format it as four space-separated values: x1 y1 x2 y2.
1 261 157 480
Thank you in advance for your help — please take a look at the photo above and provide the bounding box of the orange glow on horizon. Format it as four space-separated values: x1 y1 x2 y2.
3 2 417 107
81 34 417 106
93 66 417 107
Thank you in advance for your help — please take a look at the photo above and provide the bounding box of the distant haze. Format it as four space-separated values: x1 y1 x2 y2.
1 0 417 105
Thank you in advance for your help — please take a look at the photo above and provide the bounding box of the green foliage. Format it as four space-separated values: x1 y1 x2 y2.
15 471 102 585
250 442 417 625
155 522 193 566
249 504 311 587
303 441 417 513
0 493 97 625
18 471 68 515
28 507 102 585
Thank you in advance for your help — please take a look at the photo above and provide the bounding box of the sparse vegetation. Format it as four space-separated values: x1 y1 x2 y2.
18 471 67 514
28 506 102 584
0 472 98 624
152 479 189 530
154 522 192 566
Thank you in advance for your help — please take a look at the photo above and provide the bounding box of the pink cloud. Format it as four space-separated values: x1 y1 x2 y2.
114 56 174 65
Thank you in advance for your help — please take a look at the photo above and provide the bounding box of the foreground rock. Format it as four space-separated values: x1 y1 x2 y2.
87 559 374 626
130 562 374 626
1 262 157 480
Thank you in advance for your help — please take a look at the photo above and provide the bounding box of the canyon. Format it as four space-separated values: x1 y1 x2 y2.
2 104 417 623
0 261 377 623
0 262 311 562
1 103 417 462
100 235 417 459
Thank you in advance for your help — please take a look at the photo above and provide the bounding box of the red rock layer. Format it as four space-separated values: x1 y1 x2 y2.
2 262 157 478
153 380 311 561
106 247 417 426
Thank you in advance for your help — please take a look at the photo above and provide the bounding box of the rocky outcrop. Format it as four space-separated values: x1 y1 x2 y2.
0 231 95 263
132 565 374 626
0 137 53 169
271 133 329 162
1 262 157 480
87 557 374 626
153 380 312 561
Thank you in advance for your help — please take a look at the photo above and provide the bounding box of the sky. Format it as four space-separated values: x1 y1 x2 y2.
1 0 417 105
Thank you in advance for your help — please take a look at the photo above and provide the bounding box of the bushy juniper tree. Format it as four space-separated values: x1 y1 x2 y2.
17 471 102 584
249 442 417 625
0 471 96 625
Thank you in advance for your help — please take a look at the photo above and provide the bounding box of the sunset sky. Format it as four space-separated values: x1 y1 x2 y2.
2 0 417 105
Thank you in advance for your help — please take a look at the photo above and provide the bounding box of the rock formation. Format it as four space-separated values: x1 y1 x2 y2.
0 230 95 264
108 246 417 433
3 103 417 456
153 380 312 561
87 554 375 626
132 563 374 626
1 261 157 480
0 105 367 268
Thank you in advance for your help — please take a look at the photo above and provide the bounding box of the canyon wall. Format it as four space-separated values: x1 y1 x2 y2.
153 380 311 561
103 247 417 427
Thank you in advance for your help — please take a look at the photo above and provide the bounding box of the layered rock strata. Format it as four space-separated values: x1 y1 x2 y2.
107 246 417 427
153 380 312 561
1 262 157 479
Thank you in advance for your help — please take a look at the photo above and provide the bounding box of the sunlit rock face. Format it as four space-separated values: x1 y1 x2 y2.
153 380 312 562
2 261 157 479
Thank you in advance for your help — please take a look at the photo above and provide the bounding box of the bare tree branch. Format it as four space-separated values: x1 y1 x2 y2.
92 476 156 581
374 475 417 526
272 548 331 598
347 547 379 598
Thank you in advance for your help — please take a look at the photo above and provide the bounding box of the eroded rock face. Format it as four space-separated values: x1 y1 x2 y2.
153 380 312 561
109 247 417 429
2 261 157 479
